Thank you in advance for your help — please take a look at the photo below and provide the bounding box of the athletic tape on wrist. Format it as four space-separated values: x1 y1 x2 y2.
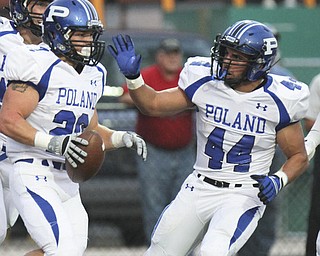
274 169 289 188
34 131 53 150
126 75 144 90
111 131 126 148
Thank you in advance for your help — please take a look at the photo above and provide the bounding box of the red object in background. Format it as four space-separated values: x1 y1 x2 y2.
0 0 9 18
0 0 7 7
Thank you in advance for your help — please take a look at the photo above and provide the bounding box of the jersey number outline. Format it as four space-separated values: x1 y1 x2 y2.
204 127 255 172
280 79 301 91
49 110 89 135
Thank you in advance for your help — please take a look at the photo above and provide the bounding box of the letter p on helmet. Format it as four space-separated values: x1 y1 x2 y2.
46 6 70 22
263 38 278 55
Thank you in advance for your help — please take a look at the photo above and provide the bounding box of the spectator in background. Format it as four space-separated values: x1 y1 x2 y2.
119 38 195 244
304 73 320 256
237 23 295 256
0 0 9 18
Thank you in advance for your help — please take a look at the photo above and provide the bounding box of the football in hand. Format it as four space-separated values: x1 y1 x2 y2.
66 130 105 183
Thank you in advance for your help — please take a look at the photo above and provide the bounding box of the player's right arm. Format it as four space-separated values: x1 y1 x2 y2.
108 34 193 117
0 45 87 168
128 85 192 117
0 81 39 146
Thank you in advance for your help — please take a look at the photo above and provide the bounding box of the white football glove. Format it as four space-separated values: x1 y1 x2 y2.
111 131 147 161
47 135 88 168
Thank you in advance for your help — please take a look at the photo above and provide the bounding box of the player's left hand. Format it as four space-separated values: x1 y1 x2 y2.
107 34 142 79
122 132 147 161
251 174 283 204
111 131 147 161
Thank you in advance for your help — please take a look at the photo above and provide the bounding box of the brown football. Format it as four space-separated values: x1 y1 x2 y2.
66 130 105 183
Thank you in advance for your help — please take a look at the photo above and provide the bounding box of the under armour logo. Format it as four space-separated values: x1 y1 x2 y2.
256 103 267 111
185 183 194 191
35 175 47 182
91 80 97 86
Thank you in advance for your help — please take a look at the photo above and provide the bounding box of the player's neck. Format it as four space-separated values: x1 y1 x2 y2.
60 56 85 73
235 79 265 93
18 28 42 45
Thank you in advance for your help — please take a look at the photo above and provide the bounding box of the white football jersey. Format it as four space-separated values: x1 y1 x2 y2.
0 17 24 144
4 43 106 163
179 56 309 184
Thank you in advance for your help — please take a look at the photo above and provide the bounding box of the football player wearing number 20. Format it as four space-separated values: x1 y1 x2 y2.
0 0 147 255
108 20 309 256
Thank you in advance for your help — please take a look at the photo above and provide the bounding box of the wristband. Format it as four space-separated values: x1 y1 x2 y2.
126 75 144 90
111 131 126 148
34 131 53 149
274 168 289 188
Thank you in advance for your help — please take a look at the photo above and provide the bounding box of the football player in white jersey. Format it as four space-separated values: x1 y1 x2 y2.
108 20 309 256
305 113 320 161
304 112 320 256
0 0 147 255
0 0 52 244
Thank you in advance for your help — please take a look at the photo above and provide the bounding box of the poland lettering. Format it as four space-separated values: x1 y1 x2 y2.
56 88 98 109
205 104 266 134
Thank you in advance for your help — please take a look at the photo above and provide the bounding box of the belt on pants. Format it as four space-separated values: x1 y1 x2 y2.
197 173 259 188
15 158 66 171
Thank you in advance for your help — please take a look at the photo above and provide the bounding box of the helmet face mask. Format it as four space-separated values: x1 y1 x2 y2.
42 0 105 66
213 41 253 87
9 0 52 36
211 20 278 88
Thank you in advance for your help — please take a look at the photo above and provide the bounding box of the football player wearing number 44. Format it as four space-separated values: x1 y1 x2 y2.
108 20 309 256
0 0 147 255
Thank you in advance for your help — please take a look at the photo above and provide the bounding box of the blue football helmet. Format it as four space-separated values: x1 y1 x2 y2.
42 0 105 66
9 0 53 36
211 20 278 87
9 0 53 37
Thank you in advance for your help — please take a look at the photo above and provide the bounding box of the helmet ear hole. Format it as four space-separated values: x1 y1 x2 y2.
55 23 61 31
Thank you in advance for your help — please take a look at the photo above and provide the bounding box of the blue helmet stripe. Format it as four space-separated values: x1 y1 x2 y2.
79 0 98 20
78 0 92 20
228 21 261 40
228 21 247 37
88 1 99 19
236 23 260 39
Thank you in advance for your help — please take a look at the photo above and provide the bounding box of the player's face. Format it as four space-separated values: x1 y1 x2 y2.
71 31 94 57
27 0 51 25
222 47 250 81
